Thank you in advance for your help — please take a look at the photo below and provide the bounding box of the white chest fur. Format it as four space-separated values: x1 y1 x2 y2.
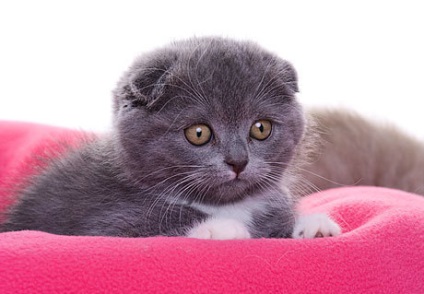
184 197 341 240
189 196 269 226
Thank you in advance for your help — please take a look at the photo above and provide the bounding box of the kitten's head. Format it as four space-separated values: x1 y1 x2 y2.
113 37 304 205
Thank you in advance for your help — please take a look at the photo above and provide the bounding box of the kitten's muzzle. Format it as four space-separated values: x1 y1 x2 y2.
224 158 248 177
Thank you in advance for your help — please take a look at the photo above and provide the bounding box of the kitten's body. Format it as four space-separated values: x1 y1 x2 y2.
3 135 299 238
303 109 424 196
3 37 419 239
2 37 323 239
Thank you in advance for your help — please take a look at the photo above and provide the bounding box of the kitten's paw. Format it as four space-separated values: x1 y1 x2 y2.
292 213 341 239
187 218 251 240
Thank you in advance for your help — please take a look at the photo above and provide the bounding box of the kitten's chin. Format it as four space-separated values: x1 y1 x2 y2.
208 179 256 204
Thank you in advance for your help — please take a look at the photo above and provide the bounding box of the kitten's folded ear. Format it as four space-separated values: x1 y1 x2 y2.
277 59 299 94
113 55 175 111
129 66 171 107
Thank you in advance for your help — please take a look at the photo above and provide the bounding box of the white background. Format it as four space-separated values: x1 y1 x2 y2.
1 1 423 138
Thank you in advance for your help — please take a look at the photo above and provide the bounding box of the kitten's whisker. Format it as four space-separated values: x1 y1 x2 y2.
145 172 204 218
192 41 215 105
264 161 349 187
134 164 208 185
184 45 212 108
252 58 275 101
159 174 208 228
147 172 202 217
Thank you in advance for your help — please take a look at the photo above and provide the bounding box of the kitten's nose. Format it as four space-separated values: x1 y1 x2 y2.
225 158 248 176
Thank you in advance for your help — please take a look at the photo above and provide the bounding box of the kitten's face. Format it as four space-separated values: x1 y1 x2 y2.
114 38 304 205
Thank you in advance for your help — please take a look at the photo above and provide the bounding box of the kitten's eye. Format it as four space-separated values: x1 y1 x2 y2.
250 120 272 140
185 124 212 146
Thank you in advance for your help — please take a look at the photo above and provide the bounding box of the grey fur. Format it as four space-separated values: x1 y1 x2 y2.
1 37 305 238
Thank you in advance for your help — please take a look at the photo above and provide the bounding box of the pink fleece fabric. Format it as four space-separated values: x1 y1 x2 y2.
0 121 423 293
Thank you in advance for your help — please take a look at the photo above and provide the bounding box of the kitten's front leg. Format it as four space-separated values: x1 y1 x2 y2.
292 213 341 239
187 218 251 240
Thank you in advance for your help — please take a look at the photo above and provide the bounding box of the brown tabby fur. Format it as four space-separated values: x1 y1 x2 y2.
299 108 424 196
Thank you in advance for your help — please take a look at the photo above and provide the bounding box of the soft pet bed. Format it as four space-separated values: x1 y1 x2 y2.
1 121 423 293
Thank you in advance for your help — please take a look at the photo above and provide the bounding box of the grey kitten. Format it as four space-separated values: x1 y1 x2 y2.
0 37 339 239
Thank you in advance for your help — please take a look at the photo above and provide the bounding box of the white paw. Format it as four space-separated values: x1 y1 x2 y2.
292 213 341 239
187 218 251 240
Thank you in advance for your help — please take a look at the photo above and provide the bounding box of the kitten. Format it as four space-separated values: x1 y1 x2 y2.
300 108 424 196
0 37 340 239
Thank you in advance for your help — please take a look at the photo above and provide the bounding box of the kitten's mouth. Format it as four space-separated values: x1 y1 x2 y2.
217 177 253 197
224 173 247 185
195 171 263 204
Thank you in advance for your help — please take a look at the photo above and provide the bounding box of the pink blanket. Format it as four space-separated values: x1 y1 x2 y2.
1 121 423 293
